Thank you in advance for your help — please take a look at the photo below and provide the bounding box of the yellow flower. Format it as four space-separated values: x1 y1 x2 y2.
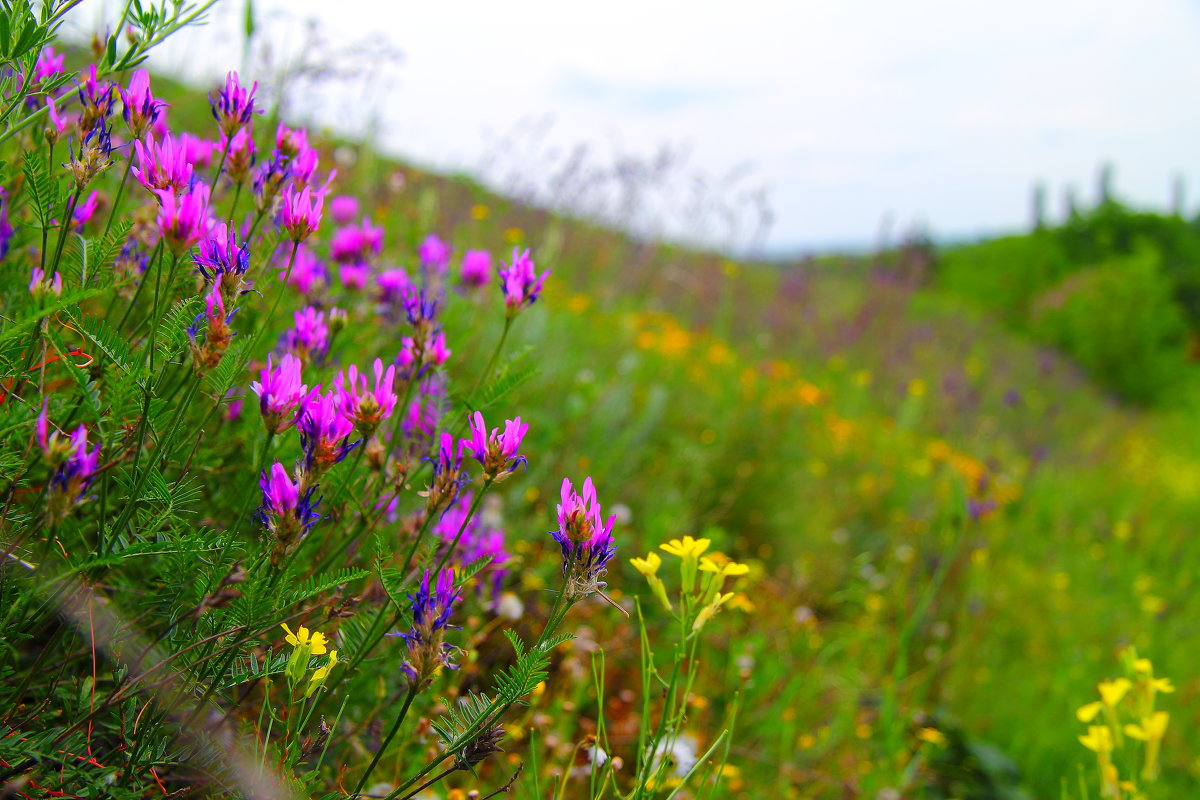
1098 678 1132 707
660 536 710 559
917 727 947 746
305 650 339 698
470 204 490 220
1079 725 1114 754
1124 711 1169 742
1077 701 1104 723
281 623 328 656
1150 677 1175 694
699 556 750 578
693 592 733 632
630 552 662 576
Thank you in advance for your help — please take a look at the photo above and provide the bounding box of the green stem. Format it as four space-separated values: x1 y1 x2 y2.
103 149 135 237
353 685 419 797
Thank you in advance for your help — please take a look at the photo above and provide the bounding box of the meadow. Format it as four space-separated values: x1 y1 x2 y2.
0 2 1196 799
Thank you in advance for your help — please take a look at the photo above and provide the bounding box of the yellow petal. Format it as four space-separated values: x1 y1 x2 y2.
281 623 299 647
1076 701 1104 723
630 552 661 576
1151 677 1175 694
1098 678 1132 707
1124 723 1149 741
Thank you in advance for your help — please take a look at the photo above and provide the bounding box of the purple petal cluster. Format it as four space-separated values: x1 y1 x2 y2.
210 71 259 137
250 353 311 434
552 477 617 598
334 358 398 437
283 306 330 365
38 405 101 523
498 247 549 315
255 461 321 565
386 568 461 687
464 411 528 481
119 69 166 138
156 184 212 254
297 390 359 476
133 133 195 192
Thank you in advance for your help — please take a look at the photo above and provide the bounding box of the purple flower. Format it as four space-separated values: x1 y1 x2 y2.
43 418 101 523
72 191 100 232
220 126 257 183
386 568 461 687
210 71 259 137
76 64 114 135
330 220 384 263
498 247 549 315
329 195 358 224
255 461 321 565
275 123 308 158
288 144 322 187
283 306 330 365
156 184 212 254
194 222 251 301
29 267 62 298
279 243 326 295
396 331 450 381
279 184 325 243
188 282 237 372
297 390 359 475
179 133 214 169
250 353 310 434
0 189 13 261
552 477 617 599
401 287 440 329
418 234 451 273
338 261 371 290
34 47 64 83
133 133 194 192
45 97 69 143
376 268 412 303
460 250 492 288
334 358 398 437
464 412 528 482
119 68 166 138
424 431 466 515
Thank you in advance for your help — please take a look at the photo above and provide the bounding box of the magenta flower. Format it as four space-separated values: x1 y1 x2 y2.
279 243 325 295
72 191 100 232
464 412 528 482
334 358 398 436
220 126 257 183
210 71 259 137
396 331 450 381
419 234 451 273
156 184 212 254
498 247 549 315
188 283 237 371
386 568 461 688
552 477 617 598
132 133 193 192
45 97 69 143
460 250 492 288
424 431 466 514
376 268 412 303
297 390 359 475
338 261 371 290
330 195 358 224
283 306 330 365
194 222 251 302
288 145 321 187
256 461 321 565
250 353 310 433
76 64 114 134
41 412 101 523
330 221 384 263
179 133 214 169
275 123 308 158
279 184 325 243
34 47 64 83
119 68 166 138
29 267 62 298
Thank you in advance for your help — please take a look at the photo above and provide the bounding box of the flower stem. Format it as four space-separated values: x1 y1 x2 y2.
353 685 419 798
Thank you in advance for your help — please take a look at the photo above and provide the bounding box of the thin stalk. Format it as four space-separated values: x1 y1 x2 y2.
352 685 419 797
429 478 492 577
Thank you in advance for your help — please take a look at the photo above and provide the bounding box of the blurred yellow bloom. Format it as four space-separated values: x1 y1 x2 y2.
282 623 328 656
1099 678 1132 707
1077 701 1104 723
693 591 733 631
1124 711 1169 742
917 727 947 746
1079 725 1114 754
630 552 662 576
503 226 524 244
470 203 490 220
660 536 710 559
699 556 749 577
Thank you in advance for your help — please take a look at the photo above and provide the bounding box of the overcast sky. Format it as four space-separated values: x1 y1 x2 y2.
130 0 1200 252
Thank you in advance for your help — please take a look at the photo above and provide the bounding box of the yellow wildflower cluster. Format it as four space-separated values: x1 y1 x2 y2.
1075 648 1175 798
630 535 751 632
282 623 339 699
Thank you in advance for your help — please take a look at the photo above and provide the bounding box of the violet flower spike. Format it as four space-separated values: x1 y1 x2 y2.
34 47 64 83
460 250 492 288
385 567 461 688
255 461 321 566
210 71 260 137
423 431 466 515
419 234 451 274
250 353 309 434
283 306 330 366
119 68 166 138
551 477 617 599
188 282 237 372
464 411 528 482
46 424 101 523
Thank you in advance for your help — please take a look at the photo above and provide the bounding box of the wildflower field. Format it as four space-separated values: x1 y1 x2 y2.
0 3 1197 799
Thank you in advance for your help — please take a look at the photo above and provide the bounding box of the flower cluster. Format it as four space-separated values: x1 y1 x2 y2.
464 411 527 482
256 463 322 566
386 568 461 689
37 405 101 524
498 247 549 316
552 477 617 599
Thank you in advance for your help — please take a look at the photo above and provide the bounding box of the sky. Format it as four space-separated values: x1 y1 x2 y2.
124 0 1200 253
